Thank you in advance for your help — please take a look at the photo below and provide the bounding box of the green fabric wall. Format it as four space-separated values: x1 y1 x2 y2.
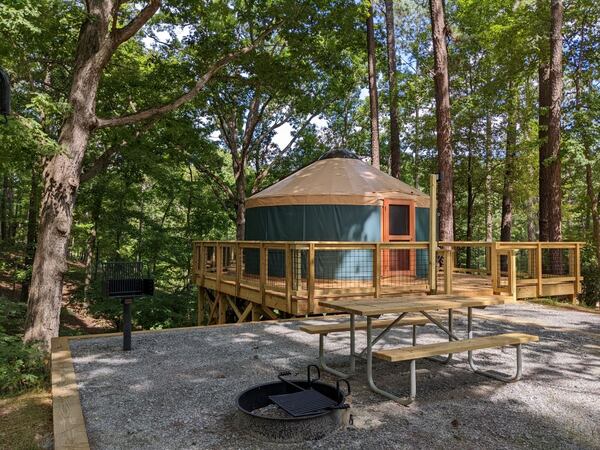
244 204 431 281
415 207 430 278
244 205 381 279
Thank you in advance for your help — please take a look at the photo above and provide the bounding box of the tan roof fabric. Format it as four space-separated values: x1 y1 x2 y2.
247 158 430 208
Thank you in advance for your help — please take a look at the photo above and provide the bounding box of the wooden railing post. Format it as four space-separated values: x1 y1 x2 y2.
215 242 222 291
235 242 242 298
199 242 206 285
536 242 543 298
308 243 315 314
374 243 381 298
508 249 517 300
573 243 581 304
197 287 205 326
491 242 498 294
260 243 266 306
444 249 453 294
285 243 293 312
428 174 438 294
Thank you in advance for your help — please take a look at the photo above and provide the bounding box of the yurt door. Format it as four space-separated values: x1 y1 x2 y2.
382 200 415 276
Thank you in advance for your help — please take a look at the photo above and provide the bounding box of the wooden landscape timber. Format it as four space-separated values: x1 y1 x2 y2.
192 239 584 325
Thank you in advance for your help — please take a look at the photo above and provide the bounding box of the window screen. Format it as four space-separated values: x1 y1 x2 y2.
389 204 410 236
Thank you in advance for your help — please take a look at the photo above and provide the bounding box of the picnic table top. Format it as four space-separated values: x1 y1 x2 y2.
319 294 515 316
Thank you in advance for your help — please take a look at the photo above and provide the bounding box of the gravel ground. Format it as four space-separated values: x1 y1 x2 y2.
70 302 600 450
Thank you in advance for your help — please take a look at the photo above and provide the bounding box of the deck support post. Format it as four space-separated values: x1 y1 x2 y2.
251 304 261 322
508 250 517 301
197 288 206 326
573 243 581 304
428 174 438 294
491 242 499 294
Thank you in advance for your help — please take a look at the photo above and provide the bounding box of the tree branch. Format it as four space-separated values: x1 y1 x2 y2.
112 0 161 47
80 147 119 183
96 23 280 129
192 162 235 201
252 113 317 192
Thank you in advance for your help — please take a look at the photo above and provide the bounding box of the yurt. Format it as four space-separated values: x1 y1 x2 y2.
244 150 431 280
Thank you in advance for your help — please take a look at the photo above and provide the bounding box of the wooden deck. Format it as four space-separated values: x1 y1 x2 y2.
192 240 583 325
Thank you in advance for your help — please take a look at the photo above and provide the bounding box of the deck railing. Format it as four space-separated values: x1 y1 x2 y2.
192 240 583 316
193 241 438 315
439 241 583 301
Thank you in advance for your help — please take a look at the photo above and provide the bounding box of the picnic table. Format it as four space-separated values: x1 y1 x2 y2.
303 294 539 405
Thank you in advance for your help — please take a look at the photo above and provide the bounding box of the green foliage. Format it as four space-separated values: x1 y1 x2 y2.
0 298 48 396
86 284 198 330
580 246 599 308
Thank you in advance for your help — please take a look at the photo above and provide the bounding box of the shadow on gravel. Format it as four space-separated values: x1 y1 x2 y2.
68 315 600 449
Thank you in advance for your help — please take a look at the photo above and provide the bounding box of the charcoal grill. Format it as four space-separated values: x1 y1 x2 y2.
236 365 351 442
102 261 154 351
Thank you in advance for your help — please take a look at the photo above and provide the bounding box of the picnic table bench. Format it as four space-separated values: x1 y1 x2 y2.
299 317 430 378
302 295 539 405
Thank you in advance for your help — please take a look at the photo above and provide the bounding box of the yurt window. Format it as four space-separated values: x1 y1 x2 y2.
383 200 415 241
389 205 410 236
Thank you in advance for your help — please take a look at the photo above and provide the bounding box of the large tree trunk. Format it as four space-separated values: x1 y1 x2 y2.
546 0 563 242
429 0 453 241
538 63 550 241
24 1 116 346
501 92 517 242
484 114 493 241
366 3 380 169
235 169 246 240
384 0 400 178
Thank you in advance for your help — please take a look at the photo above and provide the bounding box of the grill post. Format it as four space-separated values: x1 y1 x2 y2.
122 298 133 351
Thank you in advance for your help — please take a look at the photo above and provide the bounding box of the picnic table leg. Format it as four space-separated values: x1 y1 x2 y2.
357 312 408 359
366 316 415 405
350 313 356 373
317 313 356 379
467 307 523 382
426 308 454 365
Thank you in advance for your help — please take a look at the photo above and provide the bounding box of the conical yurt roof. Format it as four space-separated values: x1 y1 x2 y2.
246 151 429 208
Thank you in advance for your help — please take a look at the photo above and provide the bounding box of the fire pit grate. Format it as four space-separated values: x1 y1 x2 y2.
268 366 347 417
236 365 352 442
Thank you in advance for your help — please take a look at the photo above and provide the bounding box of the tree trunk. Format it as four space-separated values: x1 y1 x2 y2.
538 63 550 241
501 94 516 242
429 0 453 241
234 163 247 240
0 175 8 241
485 114 493 241
466 124 474 267
501 87 518 242
366 3 380 169
24 1 116 347
384 0 400 178
83 220 97 302
546 0 563 242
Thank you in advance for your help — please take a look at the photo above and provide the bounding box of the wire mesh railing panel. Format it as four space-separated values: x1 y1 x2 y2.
220 244 237 281
265 248 286 291
515 248 536 280
541 247 574 277
496 253 509 287
204 244 217 274
312 249 373 289
291 248 308 291
453 246 490 273
381 248 429 291
240 246 260 286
